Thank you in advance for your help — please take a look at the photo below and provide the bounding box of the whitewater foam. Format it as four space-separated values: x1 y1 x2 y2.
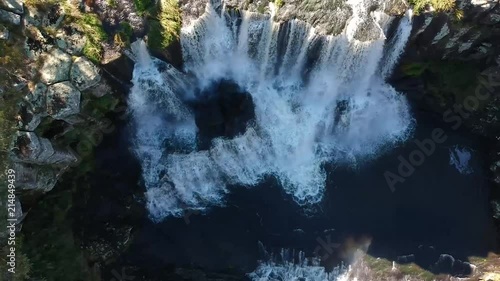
129 0 415 221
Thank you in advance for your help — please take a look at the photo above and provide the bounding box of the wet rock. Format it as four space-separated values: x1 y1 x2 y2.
274 0 353 36
0 0 23 14
0 8 20 25
40 48 73 84
10 131 78 165
46 81 81 119
70 57 101 91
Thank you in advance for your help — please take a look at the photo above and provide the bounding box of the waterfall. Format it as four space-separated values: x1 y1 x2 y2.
130 0 415 221
247 248 349 281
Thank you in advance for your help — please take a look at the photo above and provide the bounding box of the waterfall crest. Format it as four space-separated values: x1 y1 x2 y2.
129 0 415 221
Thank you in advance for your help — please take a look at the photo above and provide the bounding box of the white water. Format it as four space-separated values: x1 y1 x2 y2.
248 248 349 281
449 146 473 175
129 0 414 221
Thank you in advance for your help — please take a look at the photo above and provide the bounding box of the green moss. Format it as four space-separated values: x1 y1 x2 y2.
133 0 154 14
147 0 181 51
364 255 436 281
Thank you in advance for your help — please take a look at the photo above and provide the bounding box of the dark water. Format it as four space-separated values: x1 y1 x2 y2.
79 107 497 280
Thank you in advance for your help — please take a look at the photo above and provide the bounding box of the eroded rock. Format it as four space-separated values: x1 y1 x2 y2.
46 81 81 119
70 57 101 91
40 48 73 84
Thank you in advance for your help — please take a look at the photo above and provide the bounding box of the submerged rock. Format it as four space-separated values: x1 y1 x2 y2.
70 57 101 91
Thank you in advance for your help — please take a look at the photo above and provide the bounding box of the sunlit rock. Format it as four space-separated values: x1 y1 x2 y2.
0 0 23 14
40 48 73 84
70 57 101 91
46 81 81 119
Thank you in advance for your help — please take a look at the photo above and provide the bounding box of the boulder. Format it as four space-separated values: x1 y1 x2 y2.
70 57 101 91
10 131 78 165
0 25 8 40
56 29 86 55
11 162 62 193
0 0 23 14
46 81 81 119
39 48 73 84
0 8 20 25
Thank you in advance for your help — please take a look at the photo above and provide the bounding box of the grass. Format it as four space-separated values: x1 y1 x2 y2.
147 0 181 51
75 14 108 63
409 0 457 14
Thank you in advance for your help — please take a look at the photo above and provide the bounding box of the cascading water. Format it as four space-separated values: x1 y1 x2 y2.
129 0 414 221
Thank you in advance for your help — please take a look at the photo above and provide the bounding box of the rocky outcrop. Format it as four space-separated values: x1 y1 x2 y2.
70 57 101 91
179 0 406 35
39 48 73 84
0 8 20 25
46 81 82 119
0 0 23 14
10 132 78 165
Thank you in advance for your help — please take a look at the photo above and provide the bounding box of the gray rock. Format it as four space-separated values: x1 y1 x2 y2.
56 29 86 55
70 57 101 91
0 25 8 40
9 131 78 165
24 5 43 27
18 83 49 131
46 81 81 119
0 8 20 25
0 0 23 14
12 162 61 193
17 102 42 131
25 83 48 114
40 48 73 84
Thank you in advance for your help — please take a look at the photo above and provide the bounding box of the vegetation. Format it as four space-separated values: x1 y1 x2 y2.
273 0 285 9
147 0 181 51
133 0 154 14
402 60 483 109
74 14 108 63
408 0 458 14
114 22 134 48
0 24 32 281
